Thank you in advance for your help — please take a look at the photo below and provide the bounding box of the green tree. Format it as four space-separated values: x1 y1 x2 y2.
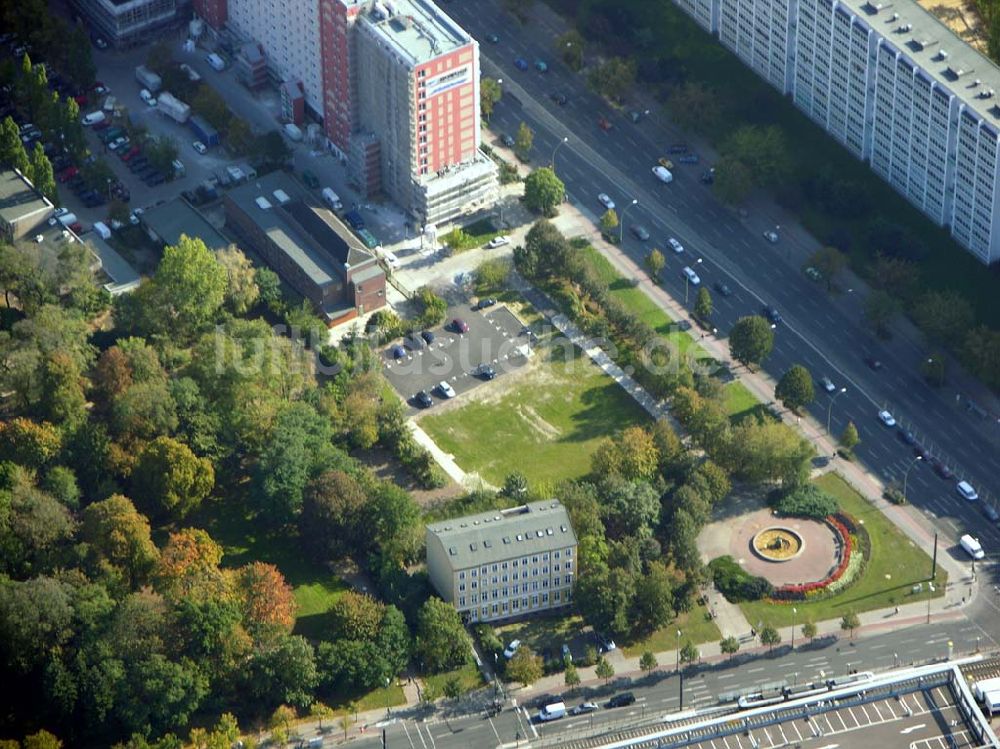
80 494 159 590
0 116 30 173
639 650 658 674
631 561 676 635
27 141 56 202
840 421 860 451
595 656 615 683
694 286 713 321
599 477 661 539
253 130 292 166
719 125 791 188
480 78 502 120
145 136 180 177
588 57 636 102
132 436 215 520
414 286 447 327
22 730 62 749
729 316 775 369
515 121 534 159
808 246 847 291
863 290 901 338
191 85 232 132
912 290 975 345
557 30 585 70
668 82 723 133
248 634 318 710
415 598 472 673
646 248 665 281
226 118 254 156
802 621 818 641
216 245 260 315
679 641 699 665
591 426 660 483
256 267 283 309
921 352 947 387
522 167 565 217
720 635 740 658
146 235 227 336
600 208 619 236
299 470 370 560
39 351 87 425
775 364 815 412
713 156 753 204
840 612 860 639
310 702 334 731
506 646 543 686
564 660 581 687
442 674 463 700
760 625 781 651
574 566 635 637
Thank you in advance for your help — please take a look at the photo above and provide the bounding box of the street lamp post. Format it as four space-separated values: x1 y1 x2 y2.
551 136 568 171
791 607 797 648
385 677 391 717
827 387 847 434
684 258 703 304
902 455 923 502
676 629 683 709
619 198 638 244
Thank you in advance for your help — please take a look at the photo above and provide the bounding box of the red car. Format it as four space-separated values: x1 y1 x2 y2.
73 94 88 107
68 222 83 234
92 119 110 131
121 146 141 162
57 166 78 183
598 116 613 132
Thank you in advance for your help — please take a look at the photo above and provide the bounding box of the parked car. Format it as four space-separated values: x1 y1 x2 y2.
957 480 979 501
487 235 511 248
658 157 675 169
550 92 568 105
677 153 700 164
485 33 500 43
668 143 689 154
514 58 529 71
713 281 733 297
420 330 435 344
437 381 456 399
631 225 650 241
668 237 684 253
301 170 320 188
475 297 497 310
570 702 599 715
682 266 701 285
763 230 779 243
819 376 836 393
596 633 616 653
561 644 572 662
878 409 897 428
476 364 497 380
598 192 615 210
898 429 917 446
192 140 207 154
503 640 521 659
535 60 548 72
389 344 405 360
607 693 635 708
415 390 433 409
145 172 165 186
932 459 955 480
762 305 782 324
452 318 469 333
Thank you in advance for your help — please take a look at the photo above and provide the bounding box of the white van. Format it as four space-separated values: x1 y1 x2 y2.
322 187 343 211
536 701 566 722
206 53 225 71
92 221 111 240
82 111 106 126
960 534 985 560
652 165 673 183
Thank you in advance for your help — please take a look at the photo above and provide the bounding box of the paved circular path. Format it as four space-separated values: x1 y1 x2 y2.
732 508 842 586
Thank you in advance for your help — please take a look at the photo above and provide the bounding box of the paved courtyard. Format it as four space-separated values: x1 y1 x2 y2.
700 497 842 587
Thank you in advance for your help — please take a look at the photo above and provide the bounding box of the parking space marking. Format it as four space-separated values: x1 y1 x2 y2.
860 704 872 723
871 701 885 720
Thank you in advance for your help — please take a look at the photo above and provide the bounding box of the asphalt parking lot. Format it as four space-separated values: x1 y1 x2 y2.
382 303 531 411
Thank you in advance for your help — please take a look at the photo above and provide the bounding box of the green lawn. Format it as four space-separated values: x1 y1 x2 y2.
348 683 407 713
740 473 946 628
444 218 498 251
421 339 650 487
579 246 708 360
495 613 587 658
187 498 347 638
724 381 761 420
622 602 722 657
423 663 486 697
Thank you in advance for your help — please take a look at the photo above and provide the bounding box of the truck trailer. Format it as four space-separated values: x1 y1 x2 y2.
157 92 191 123
189 115 220 147
134 65 162 94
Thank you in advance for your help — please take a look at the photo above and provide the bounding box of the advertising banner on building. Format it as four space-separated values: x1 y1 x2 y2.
426 64 470 97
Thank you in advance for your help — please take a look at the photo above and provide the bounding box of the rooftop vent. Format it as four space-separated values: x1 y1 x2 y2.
937 50 948 60
980 89 995 99
890 12 898 20
469 542 478 552
473 520 480 526
272 189 290 204
546 528 554 535
448 546 457 556
516 534 523 541
503 537 511 544
896 23 911 32
536 530 544 538
560 525 568 532
484 540 493 548
946 65 970 78
254 196 272 210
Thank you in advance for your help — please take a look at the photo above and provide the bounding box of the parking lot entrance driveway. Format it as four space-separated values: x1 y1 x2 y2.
382 305 530 411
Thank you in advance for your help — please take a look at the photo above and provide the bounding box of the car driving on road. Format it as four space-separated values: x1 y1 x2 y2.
878 409 897 428
668 237 684 253
598 193 615 210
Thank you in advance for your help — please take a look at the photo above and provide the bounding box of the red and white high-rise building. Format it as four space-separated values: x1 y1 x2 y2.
194 0 497 226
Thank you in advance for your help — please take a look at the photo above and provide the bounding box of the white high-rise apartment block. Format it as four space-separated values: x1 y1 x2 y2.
226 0 324 116
674 0 1000 264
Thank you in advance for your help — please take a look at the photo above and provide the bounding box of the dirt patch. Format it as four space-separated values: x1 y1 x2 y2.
351 446 464 506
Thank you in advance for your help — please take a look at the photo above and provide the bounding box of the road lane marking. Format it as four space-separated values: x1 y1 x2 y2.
901 724 926 734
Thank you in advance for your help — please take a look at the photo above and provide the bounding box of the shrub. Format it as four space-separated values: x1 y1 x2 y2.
772 484 838 519
709 555 773 602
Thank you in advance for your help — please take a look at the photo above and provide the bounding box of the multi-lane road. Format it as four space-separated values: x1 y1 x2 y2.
339 620 988 749
444 0 1000 576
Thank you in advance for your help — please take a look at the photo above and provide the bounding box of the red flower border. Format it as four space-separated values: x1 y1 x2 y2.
769 515 853 601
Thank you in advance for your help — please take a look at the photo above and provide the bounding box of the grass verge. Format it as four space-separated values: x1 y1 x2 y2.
622 602 722 657
423 663 486 697
349 683 407 712
420 332 650 487
740 472 947 628
444 219 498 252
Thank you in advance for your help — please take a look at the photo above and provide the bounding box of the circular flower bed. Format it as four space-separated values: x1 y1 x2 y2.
769 514 862 602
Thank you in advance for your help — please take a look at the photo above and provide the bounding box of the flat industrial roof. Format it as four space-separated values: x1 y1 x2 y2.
360 0 470 66
141 198 230 252
851 0 1000 126
0 169 51 231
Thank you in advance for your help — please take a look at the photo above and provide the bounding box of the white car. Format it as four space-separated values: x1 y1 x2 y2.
437 381 456 398
820 376 836 393
763 230 779 243
192 140 207 154
487 235 511 249
877 409 896 427
668 237 684 254
570 702 599 715
108 137 128 151
53 207 68 218
503 640 521 659
652 165 673 183
598 193 615 211
957 481 979 501
383 251 400 269
682 266 701 285
139 88 156 106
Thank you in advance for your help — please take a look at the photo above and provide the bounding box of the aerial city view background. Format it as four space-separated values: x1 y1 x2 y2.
1 0 1000 746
